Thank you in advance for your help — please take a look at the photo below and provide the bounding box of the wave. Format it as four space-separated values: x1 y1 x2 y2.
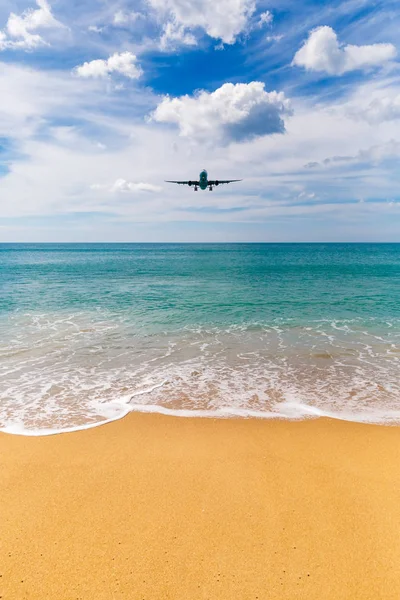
1 312 399 436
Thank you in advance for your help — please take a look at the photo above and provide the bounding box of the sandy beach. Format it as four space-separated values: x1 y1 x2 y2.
1 415 400 599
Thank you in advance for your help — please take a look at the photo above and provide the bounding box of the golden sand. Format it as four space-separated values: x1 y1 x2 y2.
1 415 400 599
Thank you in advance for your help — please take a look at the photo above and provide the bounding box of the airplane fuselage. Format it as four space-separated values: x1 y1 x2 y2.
199 169 208 190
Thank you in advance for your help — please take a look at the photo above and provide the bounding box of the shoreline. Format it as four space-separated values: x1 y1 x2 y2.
3 402 400 438
0 409 400 438
1 414 400 599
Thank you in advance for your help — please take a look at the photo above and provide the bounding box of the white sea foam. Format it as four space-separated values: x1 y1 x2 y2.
4 399 400 437
1 311 400 436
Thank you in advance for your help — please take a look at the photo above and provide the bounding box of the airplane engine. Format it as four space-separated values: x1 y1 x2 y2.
188 181 192 186
215 180 219 186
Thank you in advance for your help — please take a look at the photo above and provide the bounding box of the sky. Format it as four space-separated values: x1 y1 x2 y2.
0 0 399 242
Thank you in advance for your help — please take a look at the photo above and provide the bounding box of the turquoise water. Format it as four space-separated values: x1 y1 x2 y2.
1 243 399 434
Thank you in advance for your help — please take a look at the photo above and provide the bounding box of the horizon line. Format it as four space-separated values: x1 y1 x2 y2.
1 241 399 245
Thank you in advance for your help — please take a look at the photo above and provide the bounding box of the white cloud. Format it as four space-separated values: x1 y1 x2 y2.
88 25 104 33
258 11 273 27
113 10 142 26
111 179 162 193
75 52 143 79
2 62 400 241
91 179 162 193
0 61 101 141
292 26 396 75
359 139 400 164
160 20 197 50
304 140 400 168
354 94 400 124
152 82 292 144
266 34 283 43
0 0 63 51
147 0 256 44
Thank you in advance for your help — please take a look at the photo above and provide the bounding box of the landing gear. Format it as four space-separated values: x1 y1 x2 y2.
194 186 198 191
209 186 213 191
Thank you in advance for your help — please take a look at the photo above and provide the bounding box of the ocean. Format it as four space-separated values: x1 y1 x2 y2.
0 243 399 435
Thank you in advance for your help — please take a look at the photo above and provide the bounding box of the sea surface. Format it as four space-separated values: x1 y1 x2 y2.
1 243 399 435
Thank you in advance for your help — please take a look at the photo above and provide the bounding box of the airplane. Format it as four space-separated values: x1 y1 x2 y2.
166 169 242 191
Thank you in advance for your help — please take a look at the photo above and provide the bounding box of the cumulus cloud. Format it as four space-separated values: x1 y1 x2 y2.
353 94 400 124
3 53 400 241
112 179 162 193
258 11 273 27
358 140 400 164
113 11 142 26
75 52 143 79
91 179 162 193
0 0 63 51
152 82 292 144
88 25 104 33
147 0 256 45
292 26 396 75
160 20 197 50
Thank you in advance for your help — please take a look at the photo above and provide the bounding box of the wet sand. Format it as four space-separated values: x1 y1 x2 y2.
1 414 400 599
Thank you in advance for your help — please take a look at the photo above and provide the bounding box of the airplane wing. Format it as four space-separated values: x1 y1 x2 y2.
165 180 200 185
208 179 242 185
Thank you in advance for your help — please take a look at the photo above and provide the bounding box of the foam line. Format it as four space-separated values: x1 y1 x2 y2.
0 408 132 437
2 400 400 437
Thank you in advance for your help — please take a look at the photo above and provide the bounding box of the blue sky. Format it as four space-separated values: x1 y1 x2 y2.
0 0 399 242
